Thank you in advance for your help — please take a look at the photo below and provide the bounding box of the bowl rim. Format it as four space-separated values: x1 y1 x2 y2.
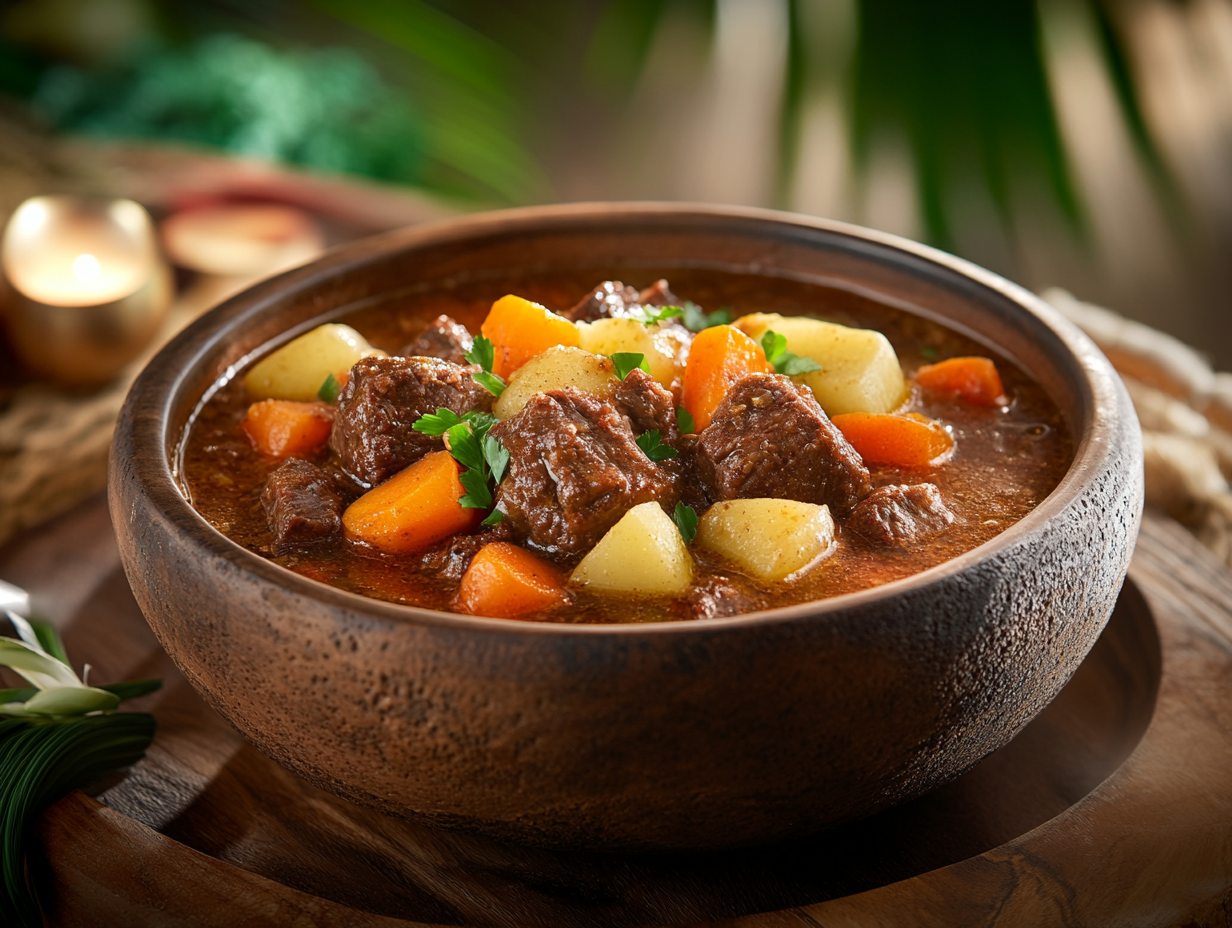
118 201 1130 637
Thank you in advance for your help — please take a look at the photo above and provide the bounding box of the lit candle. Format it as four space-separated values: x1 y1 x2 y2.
0 196 171 385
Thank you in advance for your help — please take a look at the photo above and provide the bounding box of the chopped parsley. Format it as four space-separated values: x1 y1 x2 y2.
632 304 684 327
673 502 699 543
414 408 508 524
317 373 341 403
761 330 822 376
635 429 678 461
680 302 732 332
611 352 651 380
676 405 695 435
465 334 507 397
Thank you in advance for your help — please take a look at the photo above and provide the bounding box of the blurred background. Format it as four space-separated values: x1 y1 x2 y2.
3 0 1229 364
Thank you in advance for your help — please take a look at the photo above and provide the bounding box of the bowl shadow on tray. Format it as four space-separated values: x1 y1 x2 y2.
147 580 1160 928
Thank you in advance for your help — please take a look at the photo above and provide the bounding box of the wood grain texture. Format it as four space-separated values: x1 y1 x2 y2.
3 498 1229 926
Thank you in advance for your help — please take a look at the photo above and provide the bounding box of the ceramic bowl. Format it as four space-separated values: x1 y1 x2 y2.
109 204 1142 851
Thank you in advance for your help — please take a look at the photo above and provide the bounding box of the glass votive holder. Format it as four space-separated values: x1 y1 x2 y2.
0 195 172 386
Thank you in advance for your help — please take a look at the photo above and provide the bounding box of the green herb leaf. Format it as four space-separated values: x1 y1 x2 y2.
317 373 341 403
446 423 485 472
483 434 510 484
412 407 465 436
473 370 507 398
635 430 679 461
673 503 699 543
481 508 505 526
465 333 496 372
681 302 732 332
676 406 695 435
611 352 650 380
458 466 494 510
761 330 822 375
22 686 120 717
98 679 163 702
0 640 81 691
633 304 684 327
462 411 497 439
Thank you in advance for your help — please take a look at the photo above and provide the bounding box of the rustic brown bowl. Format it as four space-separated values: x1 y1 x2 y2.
109 203 1142 851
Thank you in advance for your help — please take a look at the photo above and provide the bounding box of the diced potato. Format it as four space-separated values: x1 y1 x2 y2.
696 498 836 582
733 313 906 415
576 318 688 389
493 346 618 419
244 323 385 401
571 502 693 595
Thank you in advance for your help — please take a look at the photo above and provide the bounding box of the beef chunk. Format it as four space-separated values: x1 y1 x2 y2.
490 388 677 557
614 368 679 443
637 278 680 308
695 373 871 516
261 459 342 553
400 314 473 365
330 356 490 486
672 574 766 621
847 484 956 547
563 280 641 323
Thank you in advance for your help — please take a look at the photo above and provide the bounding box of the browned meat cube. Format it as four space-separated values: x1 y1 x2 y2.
847 484 957 547
489 388 677 557
399 314 474 366
637 278 681 308
330 356 490 486
562 280 641 322
695 373 871 516
672 574 766 621
261 459 343 553
614 367 679 443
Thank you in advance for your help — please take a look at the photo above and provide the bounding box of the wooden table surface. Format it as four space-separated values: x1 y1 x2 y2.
1 498 1229 927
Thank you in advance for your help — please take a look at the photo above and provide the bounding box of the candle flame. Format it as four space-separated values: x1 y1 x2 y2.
72 253 101 282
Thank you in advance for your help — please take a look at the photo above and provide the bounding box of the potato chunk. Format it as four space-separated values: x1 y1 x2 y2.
696 498 836 582
244 323 385 401
577 318 688 389
733 313 905 415
492 346 618 419
571 502 693 595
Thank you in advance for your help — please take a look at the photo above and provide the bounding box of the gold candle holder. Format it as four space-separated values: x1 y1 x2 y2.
0 195 172 386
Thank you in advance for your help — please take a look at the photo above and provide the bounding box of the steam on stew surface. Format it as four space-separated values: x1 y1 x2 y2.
180 272 1071 623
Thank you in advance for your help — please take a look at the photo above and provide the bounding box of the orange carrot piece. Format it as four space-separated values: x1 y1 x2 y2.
831 412 954 467
915 356 1007 406
480 294 581 379
680 325 772 432
241 400 334 458
455 542 570 619
343 450 482 554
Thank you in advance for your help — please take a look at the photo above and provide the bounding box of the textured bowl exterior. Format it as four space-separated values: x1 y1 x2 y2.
109 204 1143 850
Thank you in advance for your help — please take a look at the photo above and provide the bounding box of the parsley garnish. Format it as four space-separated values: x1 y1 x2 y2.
611 352 651 380
673 502 699 543
676 406 695 435
761 330 822 376
632 304 684 327
680 302 732 332
414 409 508 523
317 373 341 403
465 334 507 398
635 430 678 461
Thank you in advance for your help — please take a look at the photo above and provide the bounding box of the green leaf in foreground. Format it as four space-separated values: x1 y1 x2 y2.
761 330 822 376
681 302 732 332
635 430 678 461
676 406 695 435
673 503 699 544
317 373 341 403
465 335 507 398
610 352 650 380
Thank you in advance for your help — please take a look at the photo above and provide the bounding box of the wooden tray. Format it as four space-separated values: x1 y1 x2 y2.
2 498 1230 927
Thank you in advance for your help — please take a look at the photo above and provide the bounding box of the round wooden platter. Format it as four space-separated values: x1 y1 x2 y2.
2 499 1230 927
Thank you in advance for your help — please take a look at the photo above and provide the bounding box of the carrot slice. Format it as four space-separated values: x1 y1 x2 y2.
456 542 570 619
680 325 772 432
241 400 334 458
343 450 482 554
915 356 1007 406
831 412 955 467
480 295 581 379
